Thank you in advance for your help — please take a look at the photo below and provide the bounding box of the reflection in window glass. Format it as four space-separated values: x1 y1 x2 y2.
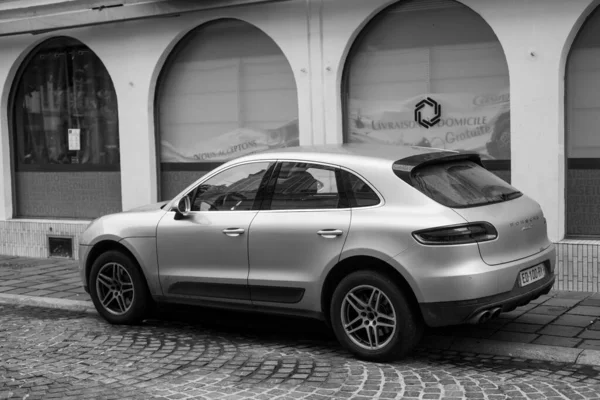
191 162 271 211
408 161 521 208
344 0 510 161
341 170 380 207
13 37 119 167
566 6 600 236
270 163 340 210
158 19 299 165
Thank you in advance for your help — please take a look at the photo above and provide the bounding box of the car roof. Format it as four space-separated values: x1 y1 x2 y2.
236 143 455 167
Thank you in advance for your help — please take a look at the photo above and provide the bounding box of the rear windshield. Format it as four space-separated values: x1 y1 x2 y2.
409 160 522 208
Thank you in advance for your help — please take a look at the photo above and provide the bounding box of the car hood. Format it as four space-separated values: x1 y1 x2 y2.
124 201 170 213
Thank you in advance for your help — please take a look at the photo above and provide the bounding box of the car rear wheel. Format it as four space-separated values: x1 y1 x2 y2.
89 250 150 325
330 270 423 362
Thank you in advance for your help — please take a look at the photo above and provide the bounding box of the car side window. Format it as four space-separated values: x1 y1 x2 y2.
341 170 381 208
190 162 271 211
269 162 341 210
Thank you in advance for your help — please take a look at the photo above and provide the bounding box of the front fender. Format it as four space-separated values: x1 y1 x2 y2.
80 209 167 245
118 237 162 297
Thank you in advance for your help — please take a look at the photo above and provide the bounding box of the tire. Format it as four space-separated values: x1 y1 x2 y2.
89 250 150 325
330 270 423 362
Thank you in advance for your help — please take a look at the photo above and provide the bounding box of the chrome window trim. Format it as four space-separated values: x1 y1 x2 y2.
258 158 385 213
168 157 387 214
339 165 385 210
168 159 278 213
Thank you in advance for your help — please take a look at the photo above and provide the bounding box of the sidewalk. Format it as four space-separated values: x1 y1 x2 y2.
2 254 600 366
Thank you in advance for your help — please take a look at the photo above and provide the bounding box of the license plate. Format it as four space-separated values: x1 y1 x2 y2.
519 264 546 287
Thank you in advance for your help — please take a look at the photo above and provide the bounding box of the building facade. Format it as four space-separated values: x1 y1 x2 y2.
0 0 599 291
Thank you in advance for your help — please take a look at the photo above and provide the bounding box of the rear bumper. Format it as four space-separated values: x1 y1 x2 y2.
420 270 555 327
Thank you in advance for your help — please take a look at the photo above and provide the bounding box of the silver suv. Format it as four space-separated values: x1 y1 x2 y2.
79 144 555 362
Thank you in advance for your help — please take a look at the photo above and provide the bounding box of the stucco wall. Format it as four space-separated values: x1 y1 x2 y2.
0 0 599 257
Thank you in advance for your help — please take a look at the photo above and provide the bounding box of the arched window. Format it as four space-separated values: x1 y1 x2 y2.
343 0 510 182
156 19 299 200
11 37 121 218
566 7 600 237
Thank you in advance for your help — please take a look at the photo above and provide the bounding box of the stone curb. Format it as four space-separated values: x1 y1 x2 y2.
421 335 600 367
0 293 96 314
2 293 600 367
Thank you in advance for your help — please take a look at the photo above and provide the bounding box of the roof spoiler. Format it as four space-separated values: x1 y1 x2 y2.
392 152 483 185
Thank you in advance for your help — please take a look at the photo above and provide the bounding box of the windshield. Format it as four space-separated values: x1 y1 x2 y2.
409 160 522 208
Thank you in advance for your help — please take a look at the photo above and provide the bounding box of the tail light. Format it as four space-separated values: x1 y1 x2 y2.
412 222 497 245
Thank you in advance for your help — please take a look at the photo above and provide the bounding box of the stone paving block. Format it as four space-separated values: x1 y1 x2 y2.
552 314 596 328
27 282 65 290
578 340 600 351
538 325 583 338
515 313 557 325
25 290 55 297
588 321 600 331
458 328 498 339
544 298 583 308
498 309 527 320
60 285 83 292
529 294 553 304
2 288 37 295
532 335 582 348
62 294 89 301
580 299 600 307
578 330 600 340
489 331 538 343
568 306 600 317
576 349 600 366
560 291 594 300
480 318 509 330
1 280 26 286
530 305 568 316
501 323 542 333
513 303 540 312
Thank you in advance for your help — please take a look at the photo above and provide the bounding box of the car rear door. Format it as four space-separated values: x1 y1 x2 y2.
247 161 351 310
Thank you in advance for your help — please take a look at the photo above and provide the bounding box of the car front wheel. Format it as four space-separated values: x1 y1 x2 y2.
89 250 150 325
330 270 423 362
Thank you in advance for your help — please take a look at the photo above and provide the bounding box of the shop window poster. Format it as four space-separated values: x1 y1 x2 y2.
161 119 299 163
347 89 511 160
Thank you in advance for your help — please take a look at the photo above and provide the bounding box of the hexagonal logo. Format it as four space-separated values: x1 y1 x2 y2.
414 97 442 129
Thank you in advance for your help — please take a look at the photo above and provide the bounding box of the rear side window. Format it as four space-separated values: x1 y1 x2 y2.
341 170 380 208
269 162 341 210
409 161 522 208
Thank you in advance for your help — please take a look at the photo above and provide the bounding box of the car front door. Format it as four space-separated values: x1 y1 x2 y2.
157 161 274 303
248 161 351 311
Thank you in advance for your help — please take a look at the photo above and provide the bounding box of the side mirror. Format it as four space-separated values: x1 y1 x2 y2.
174 196 191 220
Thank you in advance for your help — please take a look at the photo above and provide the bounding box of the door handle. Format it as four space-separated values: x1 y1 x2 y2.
223 228 245 237
317 229 343 239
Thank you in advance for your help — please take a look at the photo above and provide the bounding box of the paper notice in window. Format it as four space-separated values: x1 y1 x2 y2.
68 129 81 151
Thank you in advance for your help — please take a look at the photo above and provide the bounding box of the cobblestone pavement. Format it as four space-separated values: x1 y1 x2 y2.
4 255 600 351
2 304 600 400
5 255 600 352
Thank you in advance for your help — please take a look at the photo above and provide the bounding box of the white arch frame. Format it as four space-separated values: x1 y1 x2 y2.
0 33 121 219
149 16 302 200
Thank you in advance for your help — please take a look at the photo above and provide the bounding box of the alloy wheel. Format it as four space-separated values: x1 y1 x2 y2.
95 262 135 315
341 284 397 350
